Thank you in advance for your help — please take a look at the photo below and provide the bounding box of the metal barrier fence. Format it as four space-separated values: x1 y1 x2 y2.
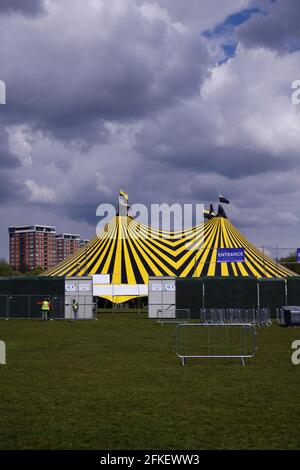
155 306 271 326
156 308 191 325
176 323 257 366
175 277 300 317
0 295 64 319
256 308 272 326
0 295 96 320
199 308 271 326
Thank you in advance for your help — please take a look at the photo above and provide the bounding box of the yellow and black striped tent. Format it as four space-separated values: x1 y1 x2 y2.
43 204 295 302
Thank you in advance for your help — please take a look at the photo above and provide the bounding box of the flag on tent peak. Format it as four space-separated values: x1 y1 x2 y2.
219 194 230 204
204 203 216 220
120 189 128 201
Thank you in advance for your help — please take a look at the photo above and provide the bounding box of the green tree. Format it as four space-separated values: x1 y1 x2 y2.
279 252 300 275
23 266 45 276
0 259 21 276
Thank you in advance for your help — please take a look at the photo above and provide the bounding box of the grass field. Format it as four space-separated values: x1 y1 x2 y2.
0 312 299 450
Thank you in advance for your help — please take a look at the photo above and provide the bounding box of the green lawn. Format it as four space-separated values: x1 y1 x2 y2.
0 313 299 450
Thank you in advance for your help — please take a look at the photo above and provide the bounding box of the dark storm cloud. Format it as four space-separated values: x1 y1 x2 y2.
50 182 114 227
236 0 300 53
0 172 23 202
0 127 20 169
137 137 295 178
135 102 298 179
61 202 104 228
0 1 210 144
0 163 22 203
0 127 23 203
172 146 292 177
0 0 45 16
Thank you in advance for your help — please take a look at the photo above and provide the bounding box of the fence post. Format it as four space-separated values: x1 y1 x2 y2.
285 279 288 306
6 294 9 320
52 296 55 319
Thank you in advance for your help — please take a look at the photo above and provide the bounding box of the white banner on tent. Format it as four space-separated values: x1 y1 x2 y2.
92 274 111 284
93 284 148 297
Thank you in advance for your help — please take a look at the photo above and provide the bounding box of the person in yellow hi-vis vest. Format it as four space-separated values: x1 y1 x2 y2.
37 297 51 321
71 298 79 322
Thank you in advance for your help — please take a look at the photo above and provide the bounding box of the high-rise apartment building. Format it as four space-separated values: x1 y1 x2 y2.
9 225 56 272
55 233 80 263
9 226 90 272
79 238 90 248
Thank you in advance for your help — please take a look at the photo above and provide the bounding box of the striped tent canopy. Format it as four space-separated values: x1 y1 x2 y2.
43 209 295 302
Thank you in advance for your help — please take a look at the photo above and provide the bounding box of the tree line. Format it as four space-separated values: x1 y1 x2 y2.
0 260 45 277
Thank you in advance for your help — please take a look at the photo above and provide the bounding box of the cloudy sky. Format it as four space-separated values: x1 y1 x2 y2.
0 0 300 259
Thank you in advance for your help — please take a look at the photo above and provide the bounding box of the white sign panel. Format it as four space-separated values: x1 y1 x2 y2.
93 284 148 297
79 283 91 292
151 283 163 292
92 274 111 284
65 282 76 293
164 283 175 292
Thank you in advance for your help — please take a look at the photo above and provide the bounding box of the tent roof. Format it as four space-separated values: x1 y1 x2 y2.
43 214 295 282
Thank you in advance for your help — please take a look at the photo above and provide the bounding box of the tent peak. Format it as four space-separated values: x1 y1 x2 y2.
217 205 228 218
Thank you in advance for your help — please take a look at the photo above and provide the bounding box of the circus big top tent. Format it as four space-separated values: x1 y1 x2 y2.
43 193 295 303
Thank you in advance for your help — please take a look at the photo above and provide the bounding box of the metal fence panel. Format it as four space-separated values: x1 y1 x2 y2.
0 295 66 319
203 277 257 309
0 279 10 295
286 277 300 306
177 277 258 314
258 279 286 313
28 295 44 319
9 277 65 296
8 295 30 318
0 295 8 319
0 277 95 320
199 307 270 326
176 279 204 318
255 308 272 326
156 308 191 325
176 323 256 366
51 296 65 318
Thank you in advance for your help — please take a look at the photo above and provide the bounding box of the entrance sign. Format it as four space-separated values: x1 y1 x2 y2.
217 248 245 263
